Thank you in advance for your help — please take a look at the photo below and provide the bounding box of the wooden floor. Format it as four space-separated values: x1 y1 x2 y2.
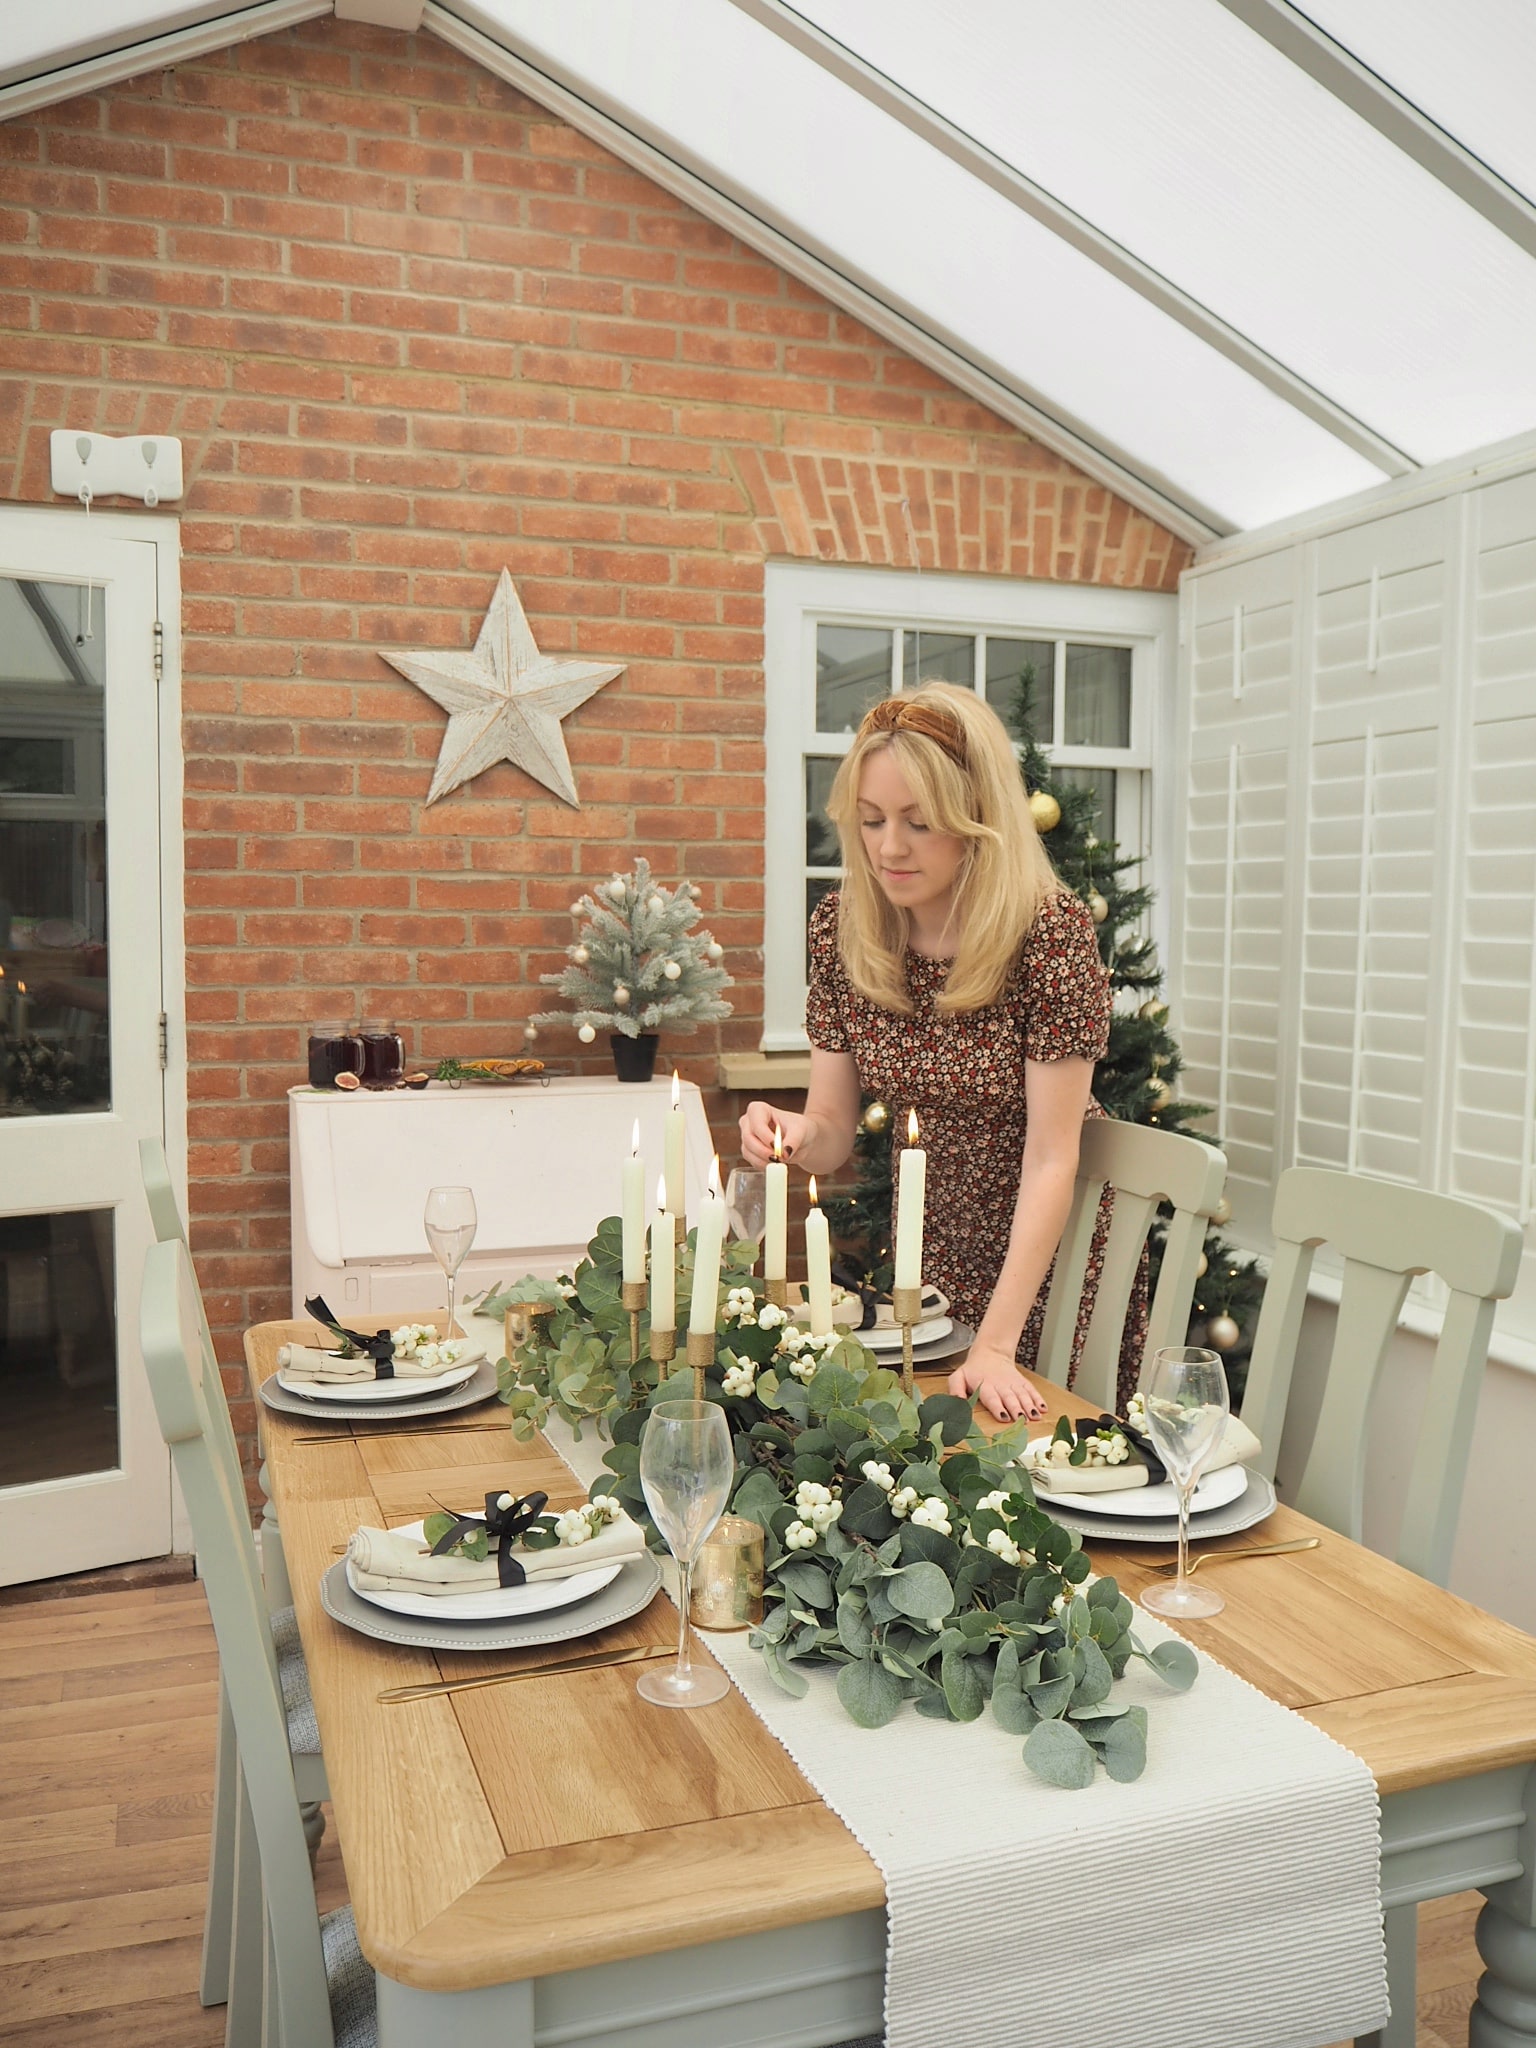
0 1573 1490 2045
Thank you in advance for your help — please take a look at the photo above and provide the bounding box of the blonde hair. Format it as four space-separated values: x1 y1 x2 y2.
825 683 1060 1014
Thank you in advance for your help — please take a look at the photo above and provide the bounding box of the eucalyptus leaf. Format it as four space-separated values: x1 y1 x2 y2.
1023 1718 1097 1790
1027 1674 1076 1720
1101 1712 1148 1782
836 1594 874 1657
1143 1639 1200 1692
941 1648 986 1722
887 1562 955 1625
776 1560 834 1609
730 1467 788 1531
1071 1637 1114 1710
992 1686 1039 1736
916 1392 973 1445
836 1656 905 1729
761 1643 810 1698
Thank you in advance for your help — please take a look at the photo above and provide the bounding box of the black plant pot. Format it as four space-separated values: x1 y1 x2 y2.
610 1032 659 1083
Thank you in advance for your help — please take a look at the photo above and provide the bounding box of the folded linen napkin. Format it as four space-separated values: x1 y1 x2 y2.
1025 1413 1263 1494
347 1510 646 1596
277 1343 457 1383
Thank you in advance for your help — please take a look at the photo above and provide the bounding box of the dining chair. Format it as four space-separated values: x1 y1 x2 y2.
1240 1166 1523 1588
140 1235 376 2048
138 1137 327 2022
1034 1117 1229 1409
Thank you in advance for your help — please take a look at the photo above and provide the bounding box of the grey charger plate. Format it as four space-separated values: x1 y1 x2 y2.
859 1319 976 1372
319 1548 663 1654
1034 1468 1278 1546
259 1353 501 1425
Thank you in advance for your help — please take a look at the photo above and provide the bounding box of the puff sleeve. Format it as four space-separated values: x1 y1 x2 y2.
803 890 851 1053
1019 890 1110 1064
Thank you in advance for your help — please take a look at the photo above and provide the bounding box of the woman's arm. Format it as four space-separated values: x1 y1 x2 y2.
947 1054 1095 1422
739 1047 862 1174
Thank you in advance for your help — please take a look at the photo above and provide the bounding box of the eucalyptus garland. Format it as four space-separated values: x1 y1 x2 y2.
483 1220 1197 1790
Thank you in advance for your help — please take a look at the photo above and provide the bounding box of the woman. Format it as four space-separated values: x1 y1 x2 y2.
740 683 1142 1423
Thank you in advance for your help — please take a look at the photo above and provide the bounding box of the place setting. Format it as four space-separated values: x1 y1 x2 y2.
260 1183 501 1432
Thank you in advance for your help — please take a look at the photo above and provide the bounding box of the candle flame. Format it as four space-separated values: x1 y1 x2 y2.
631 1118 640 1155
657 1174 668 1211
708 1154 721 1198
16 981 25 996
771 1123 783 1162
808 1175 820 1207
907 1108 920 1146
670 1069 681 1108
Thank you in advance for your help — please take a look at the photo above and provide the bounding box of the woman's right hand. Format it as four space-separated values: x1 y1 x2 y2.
739 1100 810 1169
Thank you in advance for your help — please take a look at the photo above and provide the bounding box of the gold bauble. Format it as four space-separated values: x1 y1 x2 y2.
1028 790 1061 833
861 1099 890 1135
1206 1312 1241 1352
1195 1252 1209 1278
1087 891 1109 924
1139 998 1169 1024
1212 1195 1232 1226
1147 1079 1172 1112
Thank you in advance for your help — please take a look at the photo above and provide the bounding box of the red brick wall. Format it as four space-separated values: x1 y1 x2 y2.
0 18 1191 1484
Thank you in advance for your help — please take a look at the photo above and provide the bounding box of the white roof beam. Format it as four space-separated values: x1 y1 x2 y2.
725 0 1413 483
1216 0 1536 264
428 2 1227 542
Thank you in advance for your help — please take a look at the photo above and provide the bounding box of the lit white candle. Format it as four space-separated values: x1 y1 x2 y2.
764 1124 788 1283
665 1068 687 1221
689 1155 725 1337
649 1174 675 1333
621 1119 645 1285
805 1176 834 1337
894 1109 926 1291
13 979 27 1039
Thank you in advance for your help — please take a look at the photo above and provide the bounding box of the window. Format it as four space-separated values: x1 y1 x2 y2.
764 562 1177 1049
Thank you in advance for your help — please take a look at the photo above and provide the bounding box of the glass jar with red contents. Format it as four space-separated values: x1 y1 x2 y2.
307 1020 364 1090
358 1017 404 1090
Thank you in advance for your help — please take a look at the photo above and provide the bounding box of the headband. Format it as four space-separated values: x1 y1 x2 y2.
858 696 968 767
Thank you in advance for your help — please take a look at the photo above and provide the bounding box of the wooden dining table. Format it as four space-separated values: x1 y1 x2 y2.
247 1314 1536 2048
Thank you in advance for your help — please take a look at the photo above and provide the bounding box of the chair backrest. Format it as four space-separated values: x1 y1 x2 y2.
140 1237 336 2048
1241 1167 1524 1584
1035 1117 1229 1409
139 1135 187 1246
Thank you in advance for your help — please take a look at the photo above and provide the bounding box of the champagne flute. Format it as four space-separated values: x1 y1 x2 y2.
423 1185 477 1340
638 1399 733 1708
723 1167 767 1246
1138 1346 1230 1620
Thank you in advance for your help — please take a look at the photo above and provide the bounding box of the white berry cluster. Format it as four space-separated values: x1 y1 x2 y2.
1023 1426 1131 1471
720 1288 790 1334
553 1272 579 1302
550 1497 623 1547
720 1353 758 1399
860 1459 895 1491
1125 1390 1147 1432
885 1489 951 1532
783 1479 843 1550
389 1324 467 1371
777 1326 842 1382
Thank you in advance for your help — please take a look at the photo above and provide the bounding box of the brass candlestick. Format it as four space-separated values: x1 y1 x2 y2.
892 1284 922 1397
621 1278 646 1366
686 1326 715 1401
650 1324 677 1378
763 1276 789 1311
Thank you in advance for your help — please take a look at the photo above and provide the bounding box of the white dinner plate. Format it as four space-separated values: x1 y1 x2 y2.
1024 1458 1249 1519
278 1346 483 1403
862 1315 953 1354
345 1520 624 1620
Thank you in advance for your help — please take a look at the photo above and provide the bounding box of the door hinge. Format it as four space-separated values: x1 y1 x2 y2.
152 620 164 680
158 1013 169 1069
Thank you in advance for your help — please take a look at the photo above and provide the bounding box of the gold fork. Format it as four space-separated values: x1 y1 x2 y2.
1153 1536 1320 1576
379 1642 673 1703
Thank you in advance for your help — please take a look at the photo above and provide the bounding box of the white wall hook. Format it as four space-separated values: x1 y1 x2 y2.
50 430 184 507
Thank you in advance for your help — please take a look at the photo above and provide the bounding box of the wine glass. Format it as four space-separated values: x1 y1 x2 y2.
723 1167 766 1245
423 1185 477 1339
1137 1346 1230 1620
638 1399 733 1708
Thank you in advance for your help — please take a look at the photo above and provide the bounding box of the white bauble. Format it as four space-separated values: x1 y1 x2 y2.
648 894 664 913
613 984 631 1007
663 960 682 980
571 944 589 965
1087 891 1109 923
577 1023 596 1044
1206 1312 1241 1352
705 940 723 961
1195 1252 1208 1278
523 1022 538 1043
1212 1195 1232 1226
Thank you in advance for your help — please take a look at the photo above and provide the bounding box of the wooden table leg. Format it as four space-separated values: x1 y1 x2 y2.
1471 1763 1536 2046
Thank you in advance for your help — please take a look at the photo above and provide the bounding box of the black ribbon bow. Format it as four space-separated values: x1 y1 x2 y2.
429 1490 551 1589
829 1257 879 1332
1070 1413 1167 1486
303 1294 396 1378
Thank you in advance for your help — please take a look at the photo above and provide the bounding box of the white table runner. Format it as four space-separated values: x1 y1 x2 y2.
544 1411 1389 2048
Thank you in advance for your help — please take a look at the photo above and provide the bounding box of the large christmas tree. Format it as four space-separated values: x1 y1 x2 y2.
823 681 1264 1400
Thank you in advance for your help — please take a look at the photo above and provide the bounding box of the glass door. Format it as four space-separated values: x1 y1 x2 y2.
0 517 170 1583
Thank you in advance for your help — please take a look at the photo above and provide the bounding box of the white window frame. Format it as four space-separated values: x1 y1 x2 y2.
763 561 1178 1050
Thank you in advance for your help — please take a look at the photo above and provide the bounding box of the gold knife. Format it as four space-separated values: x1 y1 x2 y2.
379 1642 673 1703
290 1422 499 1447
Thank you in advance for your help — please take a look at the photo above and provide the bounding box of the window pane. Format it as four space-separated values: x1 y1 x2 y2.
1064 644 1132 747
806 877 839 978
1 578 111 1117
0 1207 118 1488
1055 766 1117 844
903 630 974 690
986 637 1055 742
805 757 841 868
816 624 892 733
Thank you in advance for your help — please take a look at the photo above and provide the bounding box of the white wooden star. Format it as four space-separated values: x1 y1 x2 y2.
382 568 624 806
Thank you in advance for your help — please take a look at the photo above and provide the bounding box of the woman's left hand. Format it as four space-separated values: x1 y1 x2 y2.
947 1342 1049 1423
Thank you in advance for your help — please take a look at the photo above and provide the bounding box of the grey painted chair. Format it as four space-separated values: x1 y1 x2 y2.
141 1235 375 2048
1035 1117 1229 1409
1237 1166 1522 2048
138 1138 326 2027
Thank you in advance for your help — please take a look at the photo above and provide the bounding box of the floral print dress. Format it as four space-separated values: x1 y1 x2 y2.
805 889 1147 1408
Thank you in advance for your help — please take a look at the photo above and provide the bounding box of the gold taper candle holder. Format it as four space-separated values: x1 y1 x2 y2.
892 1284 922 1397
621 1278 646 1365
650 1325 677 1374
763 1276 789 1310
686 1326 716 1401
688 1515 764 1631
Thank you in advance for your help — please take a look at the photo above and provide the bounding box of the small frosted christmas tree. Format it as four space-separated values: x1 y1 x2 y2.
529 858 732 1050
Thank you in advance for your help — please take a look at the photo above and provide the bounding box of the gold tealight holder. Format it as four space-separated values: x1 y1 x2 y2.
503 1300 555 1359
891 1283 923 1397
688 1515 764 1632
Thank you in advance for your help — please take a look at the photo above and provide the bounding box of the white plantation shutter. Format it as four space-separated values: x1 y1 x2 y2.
1174 453 1536 1358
